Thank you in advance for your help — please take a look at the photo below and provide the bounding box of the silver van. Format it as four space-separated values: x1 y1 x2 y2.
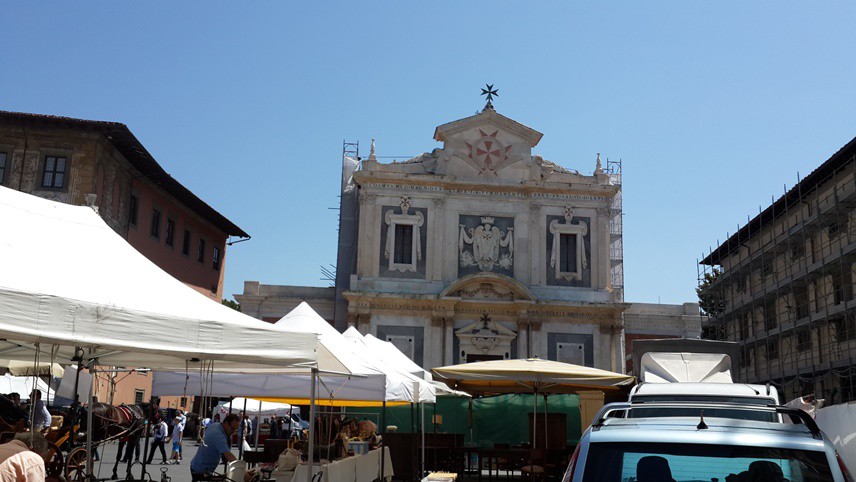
565 402 853 482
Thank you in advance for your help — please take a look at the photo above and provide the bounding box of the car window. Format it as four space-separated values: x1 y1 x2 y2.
632 395 777 406
582 442 833 482
629 407 778 422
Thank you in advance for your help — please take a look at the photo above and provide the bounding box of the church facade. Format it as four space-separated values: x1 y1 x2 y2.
237 101 700 372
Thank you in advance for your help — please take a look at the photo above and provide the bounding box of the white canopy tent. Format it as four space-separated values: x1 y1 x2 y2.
0 186 317 369
152 303 435 405
0 186 322 482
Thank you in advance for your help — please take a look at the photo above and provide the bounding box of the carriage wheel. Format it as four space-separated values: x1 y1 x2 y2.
45 442 65 479
64 447 88 482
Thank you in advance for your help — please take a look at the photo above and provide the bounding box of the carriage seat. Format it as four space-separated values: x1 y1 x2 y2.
49 416 63 431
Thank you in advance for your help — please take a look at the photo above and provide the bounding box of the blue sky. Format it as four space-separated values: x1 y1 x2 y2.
2 2 855 305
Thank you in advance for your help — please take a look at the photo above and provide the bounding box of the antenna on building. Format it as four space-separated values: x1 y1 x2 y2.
320 264 336 287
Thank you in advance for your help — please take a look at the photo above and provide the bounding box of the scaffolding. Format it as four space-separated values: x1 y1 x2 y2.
606 158 624 302
698 138 856 404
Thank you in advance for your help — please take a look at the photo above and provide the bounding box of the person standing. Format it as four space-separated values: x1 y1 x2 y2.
168 416 183 464
190 414 238 482
146 418 168 465
28 391 50 433
0 432 49 482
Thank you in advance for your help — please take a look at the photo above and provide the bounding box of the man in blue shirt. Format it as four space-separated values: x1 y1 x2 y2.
190 413 239 481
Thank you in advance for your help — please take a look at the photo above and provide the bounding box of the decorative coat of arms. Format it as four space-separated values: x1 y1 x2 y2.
459 216 514 272
464 129 513 176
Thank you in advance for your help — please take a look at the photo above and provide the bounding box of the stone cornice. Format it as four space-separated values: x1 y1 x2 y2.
342 290 628 322
353 171 619 201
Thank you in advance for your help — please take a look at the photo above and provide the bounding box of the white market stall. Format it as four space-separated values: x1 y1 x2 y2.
154 303 436 482
0 186 319 479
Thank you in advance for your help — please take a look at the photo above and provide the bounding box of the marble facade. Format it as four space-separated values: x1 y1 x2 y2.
238 104 701 372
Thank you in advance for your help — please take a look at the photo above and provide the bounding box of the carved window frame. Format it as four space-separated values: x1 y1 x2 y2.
549 216 588 281
384 210 424 273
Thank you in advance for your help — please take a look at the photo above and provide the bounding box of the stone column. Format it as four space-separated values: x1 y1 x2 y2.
356 193 376 277
516 321 529 359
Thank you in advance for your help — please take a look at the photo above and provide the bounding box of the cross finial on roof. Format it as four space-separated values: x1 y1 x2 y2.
481 84 498 111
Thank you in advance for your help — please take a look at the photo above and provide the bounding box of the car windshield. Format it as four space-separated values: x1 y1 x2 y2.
582 442 833 482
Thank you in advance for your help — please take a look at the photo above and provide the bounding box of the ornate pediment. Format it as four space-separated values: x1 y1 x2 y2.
456 313 517 356
441 272 536 301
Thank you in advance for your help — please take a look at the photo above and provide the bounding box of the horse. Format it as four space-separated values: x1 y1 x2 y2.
341 418 377 440
87 401 159 480
0 394 29 430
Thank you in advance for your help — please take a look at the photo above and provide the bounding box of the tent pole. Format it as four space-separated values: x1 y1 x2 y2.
544 394 548 450
380 400 387 482
239 397 248 460
308 368 317 482
420 400 425 479
86 362 95 480
533 388 538 449
254 399 262 450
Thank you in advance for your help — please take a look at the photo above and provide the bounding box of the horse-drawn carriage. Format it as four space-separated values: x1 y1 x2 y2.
0 394 159 482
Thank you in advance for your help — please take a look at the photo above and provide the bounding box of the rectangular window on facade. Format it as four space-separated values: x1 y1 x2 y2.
129 195 138 226
760 262 774 280
794 285 809 320
828 220 845 239
764 300 777 332
767 338 779 360
0 152 6 184
739 313 749 339
213 247 221 270
197 239 206 263
739 345 751 368
182 229 191 256
134 389 145 405
165 218 175 247
834 315 856 343
150 209 161 238
41 155 67 188
180 397 188 408
736 276 746 294
791 242 805 261
149 209 160 238
393 224 413 264
559 233 576 273
797 327 811 352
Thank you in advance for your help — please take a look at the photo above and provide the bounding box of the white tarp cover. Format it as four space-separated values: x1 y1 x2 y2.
340 327 435 403
216 397 292 417
817 403 856 474
639 352 733 383
0 373 53 403
342 328 468 398
343 327 432 381
0 186 316 369
0 359 64 377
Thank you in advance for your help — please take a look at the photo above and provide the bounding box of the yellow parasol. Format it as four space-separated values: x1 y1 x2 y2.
433 357 635 448
432 357 634 395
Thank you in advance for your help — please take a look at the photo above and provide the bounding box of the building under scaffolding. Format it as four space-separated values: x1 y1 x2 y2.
699 136 856 404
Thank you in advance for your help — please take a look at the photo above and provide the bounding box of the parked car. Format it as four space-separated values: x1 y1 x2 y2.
564 402 853 482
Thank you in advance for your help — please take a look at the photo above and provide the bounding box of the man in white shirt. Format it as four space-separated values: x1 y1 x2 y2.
28 391 50 433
